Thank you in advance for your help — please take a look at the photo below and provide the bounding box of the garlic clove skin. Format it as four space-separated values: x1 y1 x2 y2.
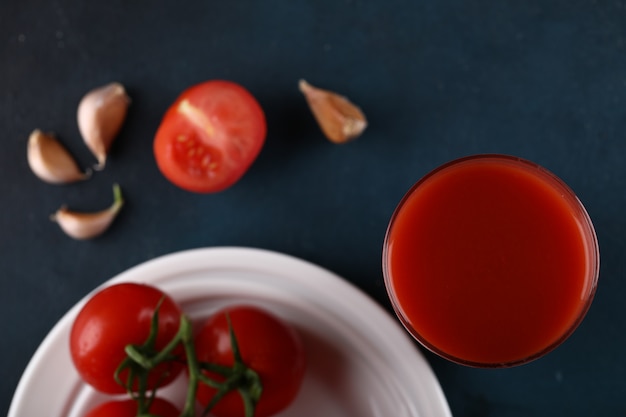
50 184 124 240
299 79 367 144
77 82 130 170
27 129 91 184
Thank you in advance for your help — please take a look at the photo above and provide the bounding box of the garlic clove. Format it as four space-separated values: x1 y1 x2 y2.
299 79 367 144
50 184 124 240
77 82 130 170
27 129 91 184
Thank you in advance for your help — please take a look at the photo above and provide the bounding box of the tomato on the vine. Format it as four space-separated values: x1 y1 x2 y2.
194 305 306 417
84 398 180 417
153 80 267 193
70 282 184 394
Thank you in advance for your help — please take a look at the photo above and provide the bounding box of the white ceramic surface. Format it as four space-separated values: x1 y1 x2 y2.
9 247 451 417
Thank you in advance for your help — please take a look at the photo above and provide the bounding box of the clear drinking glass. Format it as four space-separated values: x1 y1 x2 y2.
383 154 599 367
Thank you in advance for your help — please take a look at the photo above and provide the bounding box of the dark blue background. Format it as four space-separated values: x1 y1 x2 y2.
2 0 625 415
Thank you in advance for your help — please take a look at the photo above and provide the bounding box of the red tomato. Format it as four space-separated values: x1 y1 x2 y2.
153 80 267 193
194 305 306 417
84 398 179 417
70 283 184 394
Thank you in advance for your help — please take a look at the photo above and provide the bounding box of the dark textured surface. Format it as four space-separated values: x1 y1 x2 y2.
2 1 626 415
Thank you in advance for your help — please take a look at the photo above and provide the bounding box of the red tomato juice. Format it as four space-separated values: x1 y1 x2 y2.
383 155 599 367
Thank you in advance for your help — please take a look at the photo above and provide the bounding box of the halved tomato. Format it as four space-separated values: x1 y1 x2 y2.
153 80 267 193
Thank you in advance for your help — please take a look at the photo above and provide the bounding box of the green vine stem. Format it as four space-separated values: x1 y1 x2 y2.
114 304 261 417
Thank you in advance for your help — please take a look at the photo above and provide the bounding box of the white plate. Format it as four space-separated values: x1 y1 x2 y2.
9 247 451 417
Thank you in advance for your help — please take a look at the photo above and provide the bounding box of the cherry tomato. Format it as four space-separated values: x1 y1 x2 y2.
84 398 180 417
153 80 267 193
70 282 184 394
194 305 306 417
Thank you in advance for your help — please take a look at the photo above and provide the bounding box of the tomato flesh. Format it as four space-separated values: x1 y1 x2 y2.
154 80 267 193
84 398 180 417
194 305 306 417
69 283 184 394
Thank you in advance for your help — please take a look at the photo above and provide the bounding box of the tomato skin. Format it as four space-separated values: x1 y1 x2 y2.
70 283 184 394
194 305 306 417
154 80 267 193
84 398 180 417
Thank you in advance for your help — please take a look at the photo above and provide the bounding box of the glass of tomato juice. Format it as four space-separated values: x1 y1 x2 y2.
383 154 599 367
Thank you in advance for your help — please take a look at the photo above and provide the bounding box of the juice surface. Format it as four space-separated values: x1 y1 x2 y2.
385 156 595 365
